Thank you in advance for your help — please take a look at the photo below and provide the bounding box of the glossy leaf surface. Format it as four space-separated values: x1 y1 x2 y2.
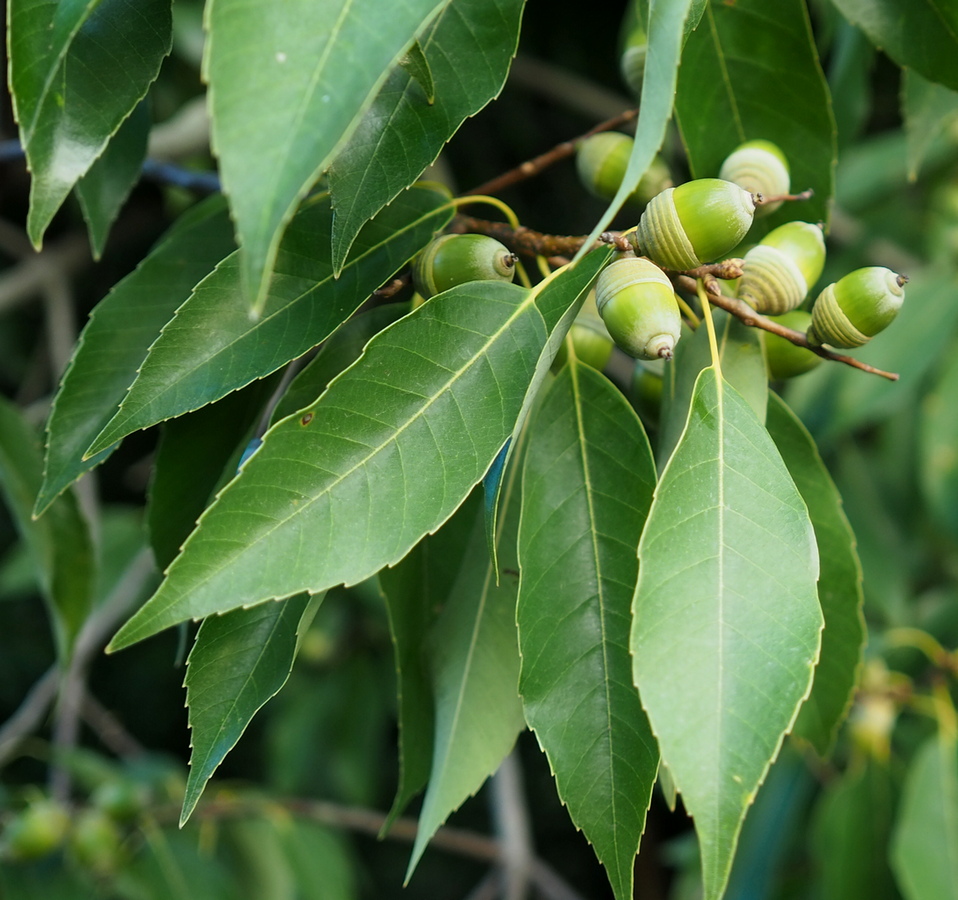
8 0 171 244
767 393 864 756
327 0 524 272
109 280 547 650
37 197 236 515
87 186 452 456
518 361 658 900
632 367 822 900
204 0 446 310
181 594 313 825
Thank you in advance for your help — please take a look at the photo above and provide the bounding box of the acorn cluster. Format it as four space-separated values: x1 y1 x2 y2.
574 133 907 377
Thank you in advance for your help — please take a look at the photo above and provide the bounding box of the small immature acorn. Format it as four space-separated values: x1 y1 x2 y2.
762 310 823 379
576 133 672 207
807 266 907 349
618 0 646 97
737 221 826 314
629 178 756 271
553 291 615 371
412 233 517 299
594 256 682 360
719 139 790 217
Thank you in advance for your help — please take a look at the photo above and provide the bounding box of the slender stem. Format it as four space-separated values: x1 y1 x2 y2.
464 109 638 198
490 751 533 900
0 666 59 767
697 279 722 380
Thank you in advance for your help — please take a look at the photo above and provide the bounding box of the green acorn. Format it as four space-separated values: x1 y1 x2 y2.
594 256 682 360
719 139 790 217
762 310 823 379
737 221 826 314
629 178 756 271
412 234 517 299
575 133 672 207
807 267 907 349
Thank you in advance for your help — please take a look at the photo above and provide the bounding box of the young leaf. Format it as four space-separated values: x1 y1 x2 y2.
632 367 822 900
891 728 958 900
518 360 659 900
204 0 447 311
108 280 547 651
37 196 236 516
180 593 313 826
675 0 836 231
75 101 150 259
767 393 864 756
576 0 696 258
406 469 525 879
8 0 171 246
327 0 524 272
831 0 958 93
86 186 451 458
0 396 94 661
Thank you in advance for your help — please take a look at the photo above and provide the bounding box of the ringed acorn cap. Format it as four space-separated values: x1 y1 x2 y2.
807 266 907 348
594 256 682 360
719 139 790 216
737 221 826 315
630 178 756 271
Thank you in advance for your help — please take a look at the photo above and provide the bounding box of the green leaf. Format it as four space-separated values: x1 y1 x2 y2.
327 0 524 272
575 0 695 258
37 196 236 516
903 70 958 181
204 0 447 311
407 473 525 879
148 379 280 571
891 728 958 900
75 102 150 259
675 0 836 232
631 367 822 900
108 279 547 650
919 348 958 542
518 361 659 900
8 0 172 246
831 0 958 92
180 593 313 826
767 394 864 757
398 41 436 105
811 757 898 900
0 396 94 660
87 186 452 457
269 304 411 427
657 310 766 469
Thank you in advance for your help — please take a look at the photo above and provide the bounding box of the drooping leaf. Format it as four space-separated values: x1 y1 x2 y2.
180 593 313 826
811 757 898 900
148 379 281 571
830 0 958 93
75 101 151 259
37 196 236 516
518 360 659 900
108 279 548 651
204 0 447 311
327 0 524 272
0 396 94 661
575 0 695 257
657 309 766 469
632 366 822 900
86 186 452 457
767 393 864 756
482 248 613 565
407 469 525 879
891 728 958 900
903 70 958 181
8 0 172 245
675 0 836 232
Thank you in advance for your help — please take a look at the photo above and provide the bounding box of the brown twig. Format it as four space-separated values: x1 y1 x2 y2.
449 215 594 258
464 109 638 198
675 274 900 381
